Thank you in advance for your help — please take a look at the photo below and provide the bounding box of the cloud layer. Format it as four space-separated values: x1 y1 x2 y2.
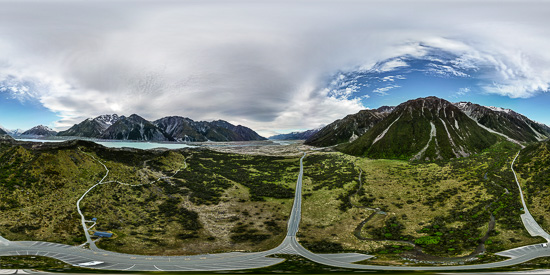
0 1 549 135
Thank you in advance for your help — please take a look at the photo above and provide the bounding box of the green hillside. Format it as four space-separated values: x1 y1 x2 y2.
0 140 298 255
514 139 550 233
340 97 498 161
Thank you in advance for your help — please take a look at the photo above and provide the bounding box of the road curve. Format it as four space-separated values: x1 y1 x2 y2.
1 150 550 271
511 151 550 242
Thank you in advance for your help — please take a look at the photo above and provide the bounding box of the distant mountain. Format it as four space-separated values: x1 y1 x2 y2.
454 102 550 143
269 128 320 140
305 108 390 147
8 129 24 137
58 114 265 142
375 106 395 113
58 114 120 138
210 120 267 141
153 116 207 142
21 125 57 136
0 127 6 135
340 97 498 161
153 117 266 142
101 114 174 141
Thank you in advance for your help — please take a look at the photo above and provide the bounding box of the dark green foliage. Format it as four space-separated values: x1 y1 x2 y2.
182 150 296 200
303 154 359 190
158 198 202 230
414 235 440 245
368 216 410 241
301 240 344 253
230 224 271 243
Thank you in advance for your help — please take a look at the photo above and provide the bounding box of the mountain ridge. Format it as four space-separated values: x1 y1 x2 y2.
269 128 321 140
454 102 550 143
339 97 499 160
57 114 266 142
304 107 391 147
21 125 57 136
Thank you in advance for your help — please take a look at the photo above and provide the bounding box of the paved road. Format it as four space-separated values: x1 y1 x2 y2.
76 151 188 250
1 151 550 271
511 151 550 242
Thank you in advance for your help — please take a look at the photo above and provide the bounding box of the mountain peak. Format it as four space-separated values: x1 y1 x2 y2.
21 125 57 136
340 96 497 161
454 101 550 142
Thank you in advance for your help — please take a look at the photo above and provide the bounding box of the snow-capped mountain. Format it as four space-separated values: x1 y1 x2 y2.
0 125 24 137
21 125 57 136
94 114 120 130
101 114 173 141
269 128 321 140
305 108 390 147
341 97 497 161
58 114 121 138
154 116 266 142
58 114 266 142
8 129 24 136
454 102 550 142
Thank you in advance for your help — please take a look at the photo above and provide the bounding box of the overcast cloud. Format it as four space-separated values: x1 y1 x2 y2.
0 1 549 136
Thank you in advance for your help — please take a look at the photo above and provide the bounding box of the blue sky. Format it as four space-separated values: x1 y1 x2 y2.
0 1 549 136
0 96 59 130
324 52 550 127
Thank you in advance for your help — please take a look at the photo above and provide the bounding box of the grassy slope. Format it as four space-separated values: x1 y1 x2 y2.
300 142 542 263
0 141 298 255
340 103 497 161
514 139 550 233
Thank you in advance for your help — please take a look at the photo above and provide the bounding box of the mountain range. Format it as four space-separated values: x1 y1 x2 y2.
304 96 549 161
268 128 321 140
304 107 393 146
339 97 499 160
2 114 266 142
2 96 548 156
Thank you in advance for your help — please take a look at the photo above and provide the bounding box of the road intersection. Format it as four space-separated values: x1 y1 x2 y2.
1 151 550 271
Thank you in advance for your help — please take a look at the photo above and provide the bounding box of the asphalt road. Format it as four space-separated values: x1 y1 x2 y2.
1 151 550 271
511 151 550 242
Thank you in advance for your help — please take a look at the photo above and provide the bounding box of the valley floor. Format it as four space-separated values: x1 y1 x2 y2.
0 139 549 267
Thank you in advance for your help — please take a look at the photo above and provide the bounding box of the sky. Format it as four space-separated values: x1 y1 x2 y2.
0 0 549 136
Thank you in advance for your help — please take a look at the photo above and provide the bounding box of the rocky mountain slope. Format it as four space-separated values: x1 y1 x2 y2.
21 125 57 136
100 114 174 141
304 107 391 147
0 127 6 135
454 102 550 143
340 97 498 161
269 129 320 140
7 129 24 137
210 120 267 141
153 117 266 142
58 114 120 138
58 114 265 142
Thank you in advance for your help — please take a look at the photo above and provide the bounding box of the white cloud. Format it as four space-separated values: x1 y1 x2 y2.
451 87 471 98
372 85 400 96
0 1 549 131
377 59 409 73
425 64 470 77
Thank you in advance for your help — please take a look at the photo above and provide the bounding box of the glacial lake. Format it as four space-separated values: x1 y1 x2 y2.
15 138 195 150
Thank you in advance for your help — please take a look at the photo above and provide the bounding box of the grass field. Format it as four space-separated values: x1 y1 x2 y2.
0 141 299 255
1 139 547 265
299 142 544 263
